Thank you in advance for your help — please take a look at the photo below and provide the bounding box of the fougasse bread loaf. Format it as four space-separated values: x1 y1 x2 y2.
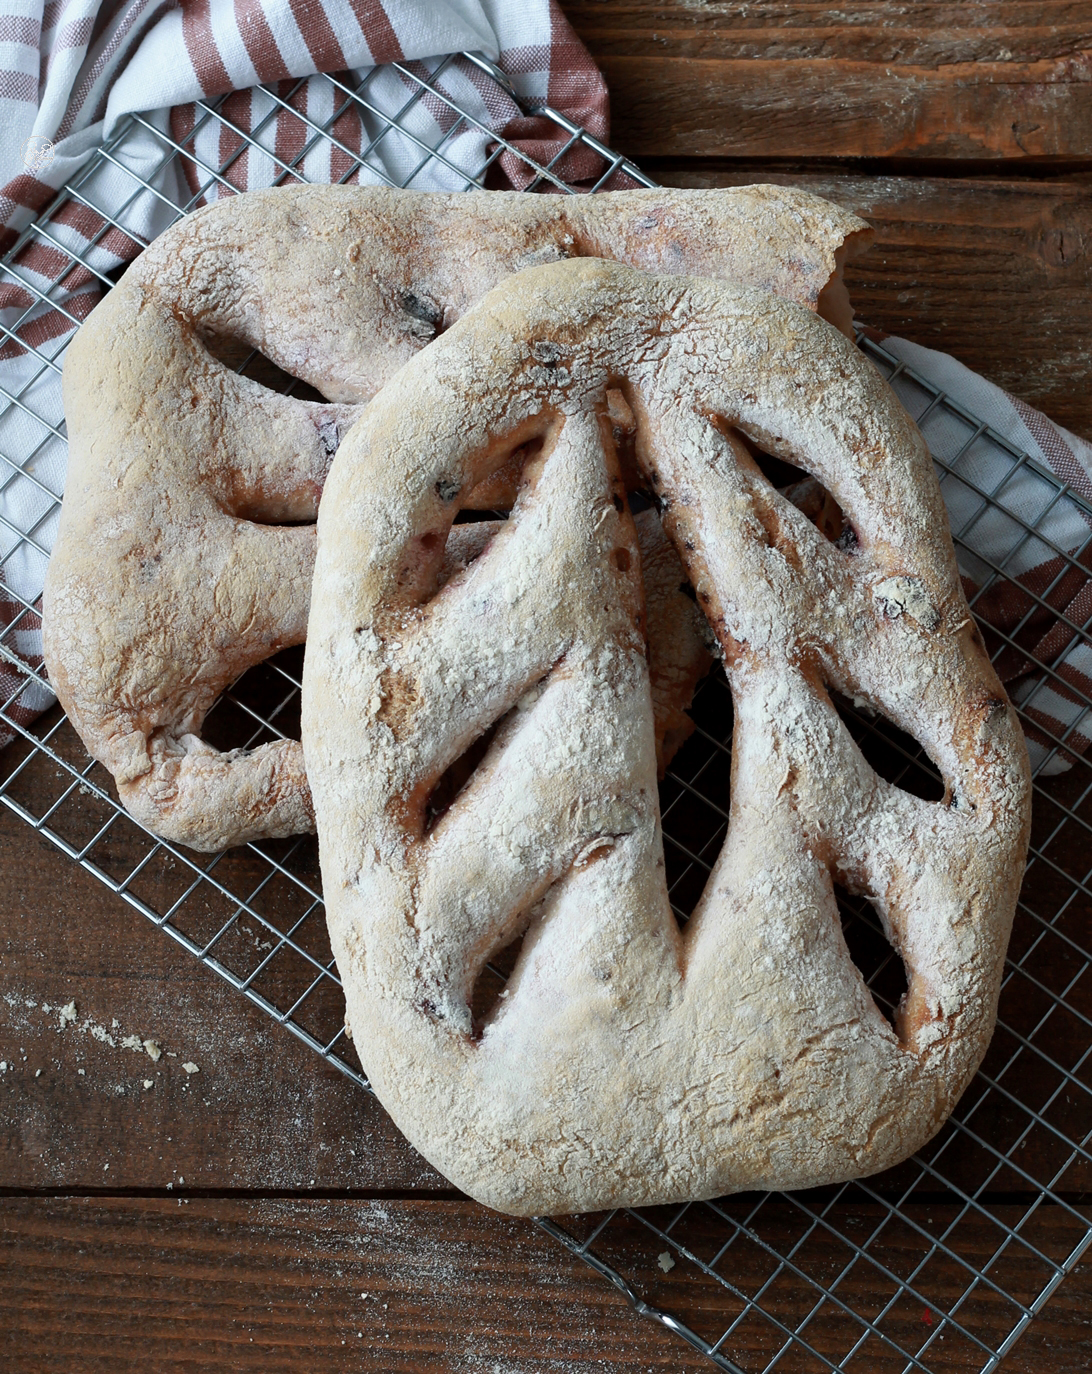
301 259 1032 1217
43 184 869 850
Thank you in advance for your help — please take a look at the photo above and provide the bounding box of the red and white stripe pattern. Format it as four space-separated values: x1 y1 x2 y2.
0 1 1090 781
874 333 1092 775
0 0 609 746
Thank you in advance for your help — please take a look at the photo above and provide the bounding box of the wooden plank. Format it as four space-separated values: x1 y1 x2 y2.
564 2 1092 64
648 167 1092 438
0 759 440 1192
563 3 1092 162
570 1201 1092 1373
0 1197 712 1372
597 56 1092 162
3 706 1091 1197
1 1198 1090 1371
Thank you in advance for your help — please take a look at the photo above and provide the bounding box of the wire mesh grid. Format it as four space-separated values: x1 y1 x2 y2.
1 52 1090 1374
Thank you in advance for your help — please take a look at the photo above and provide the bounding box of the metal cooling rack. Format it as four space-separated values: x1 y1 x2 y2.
1 51 1090 1374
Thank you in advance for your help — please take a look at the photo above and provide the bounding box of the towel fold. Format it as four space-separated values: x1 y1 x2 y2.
0 0 1088 779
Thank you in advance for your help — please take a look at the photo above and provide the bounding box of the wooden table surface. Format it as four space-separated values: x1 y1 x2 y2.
4 4 1092 1371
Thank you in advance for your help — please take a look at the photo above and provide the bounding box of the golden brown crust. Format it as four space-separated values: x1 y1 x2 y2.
635 509 715 772
302 260 1031 1216
44 184 869 849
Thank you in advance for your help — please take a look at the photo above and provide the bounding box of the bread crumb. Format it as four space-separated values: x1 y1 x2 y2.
143 1040 162 1062
143 1079 154 1090
59 1001 77 1028
122 1035 144 1052
182 1062 199 1075
77 1068 85 1076
657 1251 675 1273
34 1068 41 1078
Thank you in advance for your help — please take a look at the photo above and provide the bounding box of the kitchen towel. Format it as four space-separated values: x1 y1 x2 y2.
0 0 1088 778
0 0 608 745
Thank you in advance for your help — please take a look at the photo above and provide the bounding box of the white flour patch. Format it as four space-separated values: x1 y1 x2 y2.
1 993 198 1079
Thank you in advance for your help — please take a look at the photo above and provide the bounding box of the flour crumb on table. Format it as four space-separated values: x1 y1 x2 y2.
658 1251 675 1273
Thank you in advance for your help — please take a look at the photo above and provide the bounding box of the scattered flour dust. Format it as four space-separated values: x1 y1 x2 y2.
1 992 197 1077
450 1363 623 1374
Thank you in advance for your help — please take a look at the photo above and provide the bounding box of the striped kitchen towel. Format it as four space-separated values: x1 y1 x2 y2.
0 0 609 747
0 0 1088 780
870 334 1092 776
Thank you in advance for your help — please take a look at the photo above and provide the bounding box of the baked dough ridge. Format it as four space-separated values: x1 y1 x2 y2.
302 259 1031 1217
44 184 868 849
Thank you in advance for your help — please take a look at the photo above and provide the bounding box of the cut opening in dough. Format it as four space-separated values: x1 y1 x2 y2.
200 644 304 751
830 692 946 803
424 718 502 833
781 475 849 547
734 439 857 551
659 668 734 924
198 331 328 404
469 931 525 1035
458 437 545 513
834 881 911 1035
453 508 510 524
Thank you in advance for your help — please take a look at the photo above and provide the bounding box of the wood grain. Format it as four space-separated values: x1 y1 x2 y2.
564 3 1092 162
2 1198 1090 1373
5 5 1092 1367
647 167 1092 438
0 761 440 1193
564 3 1092 65
0 1197 712 1373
